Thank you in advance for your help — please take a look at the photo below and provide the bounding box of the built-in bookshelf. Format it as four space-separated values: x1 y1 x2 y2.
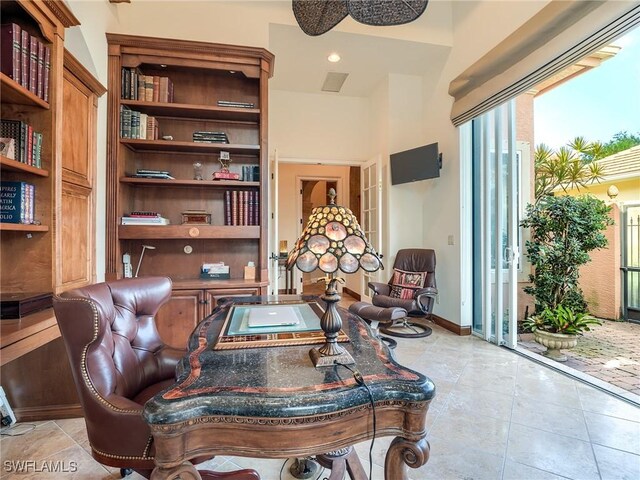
1 0 106 422
106 34 274 348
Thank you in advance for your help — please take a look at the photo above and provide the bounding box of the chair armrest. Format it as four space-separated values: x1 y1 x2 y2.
415 287 438 314
368 282 390 296
155 345 186 380
414 287 438 298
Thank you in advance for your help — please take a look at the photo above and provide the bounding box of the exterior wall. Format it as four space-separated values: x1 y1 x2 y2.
579 205 621 319
564 178 640 205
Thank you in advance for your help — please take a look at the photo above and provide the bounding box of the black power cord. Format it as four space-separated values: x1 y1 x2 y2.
334 361 376 480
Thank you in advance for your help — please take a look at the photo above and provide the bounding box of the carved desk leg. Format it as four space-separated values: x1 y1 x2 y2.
317 446 368 480
384 437 430 480
150 462 202 480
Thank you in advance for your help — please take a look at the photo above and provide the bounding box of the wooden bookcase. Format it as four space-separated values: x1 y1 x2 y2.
0 0 105 421
106 34 274 347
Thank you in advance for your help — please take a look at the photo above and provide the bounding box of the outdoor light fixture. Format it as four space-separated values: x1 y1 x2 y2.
287 188 383 367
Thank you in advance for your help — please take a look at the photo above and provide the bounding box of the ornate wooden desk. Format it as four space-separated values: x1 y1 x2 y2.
143 296 435 480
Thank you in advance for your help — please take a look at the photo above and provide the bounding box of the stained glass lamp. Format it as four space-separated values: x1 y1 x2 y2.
286 188 383 367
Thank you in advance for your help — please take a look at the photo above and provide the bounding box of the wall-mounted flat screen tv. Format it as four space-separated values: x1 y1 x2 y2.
390 142 441 185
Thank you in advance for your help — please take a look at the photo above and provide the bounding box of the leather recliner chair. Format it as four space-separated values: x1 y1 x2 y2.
53 277 258 480
369 248 438 318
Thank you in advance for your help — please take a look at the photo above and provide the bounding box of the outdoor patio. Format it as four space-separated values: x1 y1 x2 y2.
519 319 640 401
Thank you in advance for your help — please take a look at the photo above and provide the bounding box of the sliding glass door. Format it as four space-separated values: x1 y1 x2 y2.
471 101 520 348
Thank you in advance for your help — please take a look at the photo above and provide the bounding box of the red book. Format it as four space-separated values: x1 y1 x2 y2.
26 124 33 166
0 23 21 82
20 29 28 88
28 35 37 94
232 190 238 226
36 40 44 99
43 45 50 102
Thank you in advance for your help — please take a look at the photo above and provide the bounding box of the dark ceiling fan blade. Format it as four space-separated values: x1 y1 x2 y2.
348 0 429 26
292 0 349 36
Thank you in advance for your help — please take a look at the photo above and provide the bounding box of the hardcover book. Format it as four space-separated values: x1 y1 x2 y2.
0 23 21 82
0 181 35 224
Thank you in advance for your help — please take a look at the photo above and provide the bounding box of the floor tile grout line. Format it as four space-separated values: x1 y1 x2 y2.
500 358 519 480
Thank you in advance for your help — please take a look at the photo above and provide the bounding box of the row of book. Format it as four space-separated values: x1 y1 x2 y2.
1 23 51 102
120 106 160 139
121 211 170 225
0 181 35 224
0 119 43 167
121 67 174 103
193 131 229 144
241 165 260 182
224 190 259 226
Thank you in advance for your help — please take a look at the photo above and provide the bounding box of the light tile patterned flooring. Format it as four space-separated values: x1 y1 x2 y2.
1 312 639 479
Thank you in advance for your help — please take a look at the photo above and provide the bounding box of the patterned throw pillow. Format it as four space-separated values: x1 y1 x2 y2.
389 269 426 299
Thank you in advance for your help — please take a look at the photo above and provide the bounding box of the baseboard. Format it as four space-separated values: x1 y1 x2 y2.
342 287 361 301
14 404 83 422
431 314 471 336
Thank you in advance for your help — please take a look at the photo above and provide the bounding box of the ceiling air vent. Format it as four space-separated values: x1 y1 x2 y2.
321 72 349 93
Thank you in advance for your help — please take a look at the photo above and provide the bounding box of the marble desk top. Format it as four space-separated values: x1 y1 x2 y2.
143 296 436 426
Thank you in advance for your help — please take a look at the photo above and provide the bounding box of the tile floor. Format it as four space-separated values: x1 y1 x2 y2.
1 317 639 479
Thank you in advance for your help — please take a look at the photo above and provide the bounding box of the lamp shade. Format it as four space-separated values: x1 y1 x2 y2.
286 200 383 275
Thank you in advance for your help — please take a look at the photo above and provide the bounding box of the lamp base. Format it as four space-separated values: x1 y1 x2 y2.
309 347 355 368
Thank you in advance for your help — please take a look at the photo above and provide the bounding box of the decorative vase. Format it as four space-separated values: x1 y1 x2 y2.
533 329 578 362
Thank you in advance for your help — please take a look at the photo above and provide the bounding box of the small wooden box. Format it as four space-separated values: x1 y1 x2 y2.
0 292 53 319
182 210 211 225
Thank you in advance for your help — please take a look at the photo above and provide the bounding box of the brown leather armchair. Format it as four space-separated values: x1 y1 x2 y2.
368 249 437 337
53 277 258 480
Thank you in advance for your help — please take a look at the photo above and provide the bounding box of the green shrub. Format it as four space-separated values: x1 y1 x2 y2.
520 194 613 313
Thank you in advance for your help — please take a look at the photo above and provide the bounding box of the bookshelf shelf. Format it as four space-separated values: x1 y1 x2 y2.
0 155 49 177
118 224 260 240
120 99 259 123
0 73 49 109
120 138 260 155
119 177 258 188
0 223 49 232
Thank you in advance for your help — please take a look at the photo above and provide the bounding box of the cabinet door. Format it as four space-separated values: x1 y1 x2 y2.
156 289 203 348
203 288 260 318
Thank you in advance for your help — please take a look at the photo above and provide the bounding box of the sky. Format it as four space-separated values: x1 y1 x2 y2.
534 26 640 150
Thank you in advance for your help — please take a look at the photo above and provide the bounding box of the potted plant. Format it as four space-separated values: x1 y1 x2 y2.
522 305 601 361
520 140 613 360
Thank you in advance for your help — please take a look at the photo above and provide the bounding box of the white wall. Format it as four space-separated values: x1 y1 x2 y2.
419 0 550 326
270 90 371 162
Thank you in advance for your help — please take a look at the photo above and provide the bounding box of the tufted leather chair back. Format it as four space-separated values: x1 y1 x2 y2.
53 277 182 469
392 248 436 289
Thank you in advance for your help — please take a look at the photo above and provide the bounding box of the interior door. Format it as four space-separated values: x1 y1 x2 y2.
268 150 279 295
361 155 383 301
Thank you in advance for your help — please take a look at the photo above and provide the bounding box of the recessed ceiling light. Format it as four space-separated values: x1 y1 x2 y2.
327 53 341 63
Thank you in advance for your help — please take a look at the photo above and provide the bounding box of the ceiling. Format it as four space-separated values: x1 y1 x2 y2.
268 23 452 97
